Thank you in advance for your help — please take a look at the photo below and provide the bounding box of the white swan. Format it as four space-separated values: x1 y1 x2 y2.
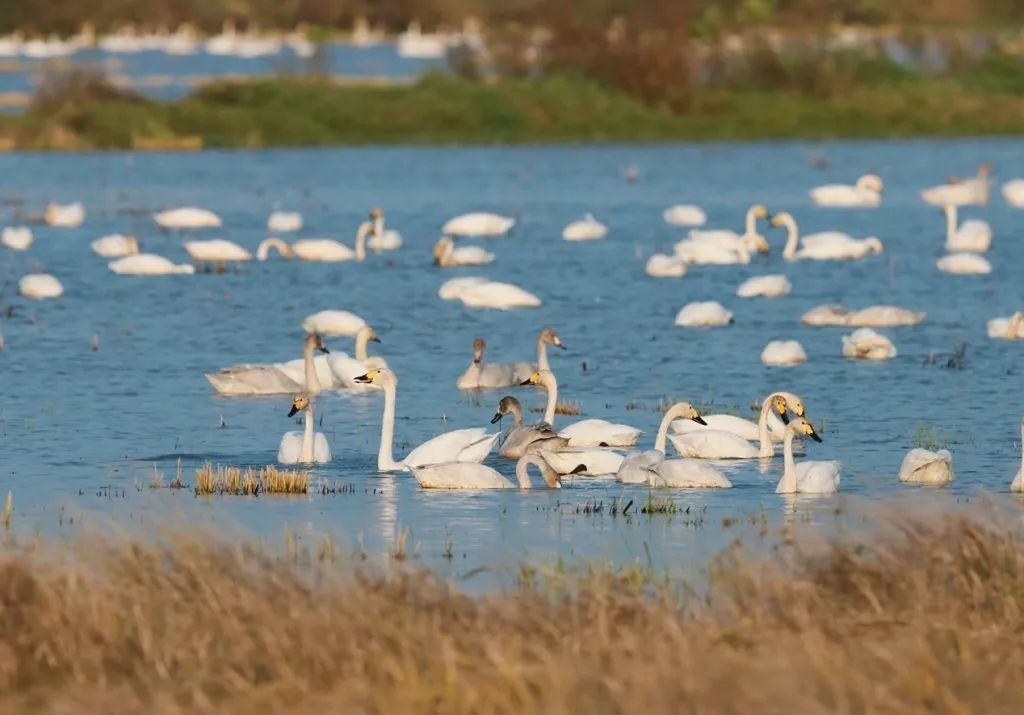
898 448 953 485
800 304 925 327
674 301 732 327
772 212 883 261
433 236 494 267
366 208 402 252
256 237 294 261
511 328 567 382
672 396 793 444
154 206 221 230
562 214 608 241
438 276 488 300
673 239 750 265
409 453 572 490
491 396 567 459
943 204 991 253
987 312 1024 340
800 304 849 326
645 253 687 278
1011 418 1023 493
183 239 253 266
687 204 771 254
1 227 32 251
936 252 991 275
354 368 499 471
662 204 706 227
278 394 331 464
921 164 991 206
301 309 366 336
19 273 63 300
325 326 388 390
45 202 85 227
761 340 807 366
521 369 641 448
617 402 732 488
539 447 624 476
206 332 330 397
810 174 883 207
669 392 803 459
457 338 515 389
1002 179 1024 208
841 328 896 361
108 254 195 275
775 417 840 494
442 212 515 237
91 234 139 258
292 223 369 262
267 211 302 233
737 274 791 298
457 281 541 310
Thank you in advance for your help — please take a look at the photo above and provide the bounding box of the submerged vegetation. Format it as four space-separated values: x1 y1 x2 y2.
0 511 1022 711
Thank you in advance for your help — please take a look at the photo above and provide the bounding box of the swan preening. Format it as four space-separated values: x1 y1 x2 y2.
492 396 567 459
562 214 608 241
91 234 139 258
987 312 1024 340
841 328 897 361
45 202 85 227
771 212 883 261
442 212 515 237
921 164 991 206
810 174 883 207
761 340 807 366
154 206 221 230
278 394 332 464
617 402 732 488
409 454 577 490
675 301 733 327
458 329 565 389
801 304 925 328
433 236 494 267
109 254 195 275
19 273 63 300
775 417 840 494
898 448 953 485
2 226 32 251
354 368 499 472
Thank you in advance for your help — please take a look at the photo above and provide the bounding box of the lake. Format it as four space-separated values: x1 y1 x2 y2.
1 140 1021 590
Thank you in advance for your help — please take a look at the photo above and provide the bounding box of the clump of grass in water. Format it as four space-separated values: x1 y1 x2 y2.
912 424 950 451
530 400 582 416
193 463 310 495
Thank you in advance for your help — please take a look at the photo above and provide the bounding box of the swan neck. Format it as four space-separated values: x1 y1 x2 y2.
304 341 321 395
758 397 776 458
515 458 533 488
744 207 756 235
779 430 797 493
301 404 315 463
379 383 398 470
542 373 558 426
355 223 368 261
537 336 549 371
355 331 369 361
946 205 957 243
783 219 798 260
257 238 290 260
654 410 675 454
510 401 523 427
373 216 384 237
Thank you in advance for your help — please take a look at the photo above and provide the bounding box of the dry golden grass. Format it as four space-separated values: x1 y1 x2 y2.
530 400 583 416
0 510 1022 713
193 462 310 495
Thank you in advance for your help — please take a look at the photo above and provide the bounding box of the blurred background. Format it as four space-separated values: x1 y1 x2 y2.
2 1 1024 148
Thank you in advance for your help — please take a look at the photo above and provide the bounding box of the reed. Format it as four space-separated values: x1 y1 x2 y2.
193 462 310 495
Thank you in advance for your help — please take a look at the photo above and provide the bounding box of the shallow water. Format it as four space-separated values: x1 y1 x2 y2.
1 140 1022 588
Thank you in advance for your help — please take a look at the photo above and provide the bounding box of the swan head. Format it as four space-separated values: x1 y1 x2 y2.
750 204 770 220
664 401 707 425
471 337 485 364
288 394 310 417
769 212 794 229
353 367 396 387
433 236 454 263
540 328 566 350
520 369 554 387
857 174 884 193
772 392 804 422
491 395 522 424
358 325 381 344
304 332 329 354
979 163 992 176
788 416 822 443
865 237 884 254
370 207 383 220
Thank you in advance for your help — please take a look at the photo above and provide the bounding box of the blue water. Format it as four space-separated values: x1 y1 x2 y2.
1 140 1022 588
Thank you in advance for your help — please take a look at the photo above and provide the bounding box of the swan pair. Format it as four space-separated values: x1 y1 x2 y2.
433 236 494 267
438 277 541 310
770 213 883 261
354 368 498 471
669 392 804 459
457 329 565 389
810 174 883 207
801 304 925 328
936 204 993 275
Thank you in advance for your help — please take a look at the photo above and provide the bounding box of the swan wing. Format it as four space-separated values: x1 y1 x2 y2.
667 430 758 459
404 428 496 467
559 419 641 448
438 276 488 300
795 461 842 493
898 449 953 484
542 447 622 475
409 462 511 489
277 431 303 464
615 449 664 483
459 282 541 309
655 459 732 488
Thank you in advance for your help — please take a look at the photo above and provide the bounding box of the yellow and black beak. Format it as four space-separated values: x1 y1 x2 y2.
780 411 790 424
318 345 330 354
288 404 300 417
490 412 503 424
353 373 371 384
570 464 587 475
519 377 533 385
555 341 567 351
371 336 381 344
692 414 707 425
807 425 822 443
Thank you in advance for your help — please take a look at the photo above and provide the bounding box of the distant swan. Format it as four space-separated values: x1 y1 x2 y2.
367 208 402 252
921 164 990 206
442 212 515 237
645 253 687 278
521 369 641 448
1002 179 1024 208
433 236 494 267
936 252 991 275
354 368 499 471
772 212 883 261
617 402 732 488
775 417 840 494
301 309 366 336
687 204 770 254
800 304 925 327
898 448 953 485
45 202 85 227
154 206 221 230
278 394 331 464
409 453 573 490
987 312 1024 340
761 340 807 366
943 204 991 253
19 273 63 300
454 281 541 310
292 223 369 262
108 254 195 275
267 211 302 232
2 227 32 251
257 237 294 260
674 301 732 327
841 328 896 361
91 234 139 258
562 214 608 241
491 395 567 459
736 274 790 298
662 204 706 227
183 239 253 266
810 174 883 207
